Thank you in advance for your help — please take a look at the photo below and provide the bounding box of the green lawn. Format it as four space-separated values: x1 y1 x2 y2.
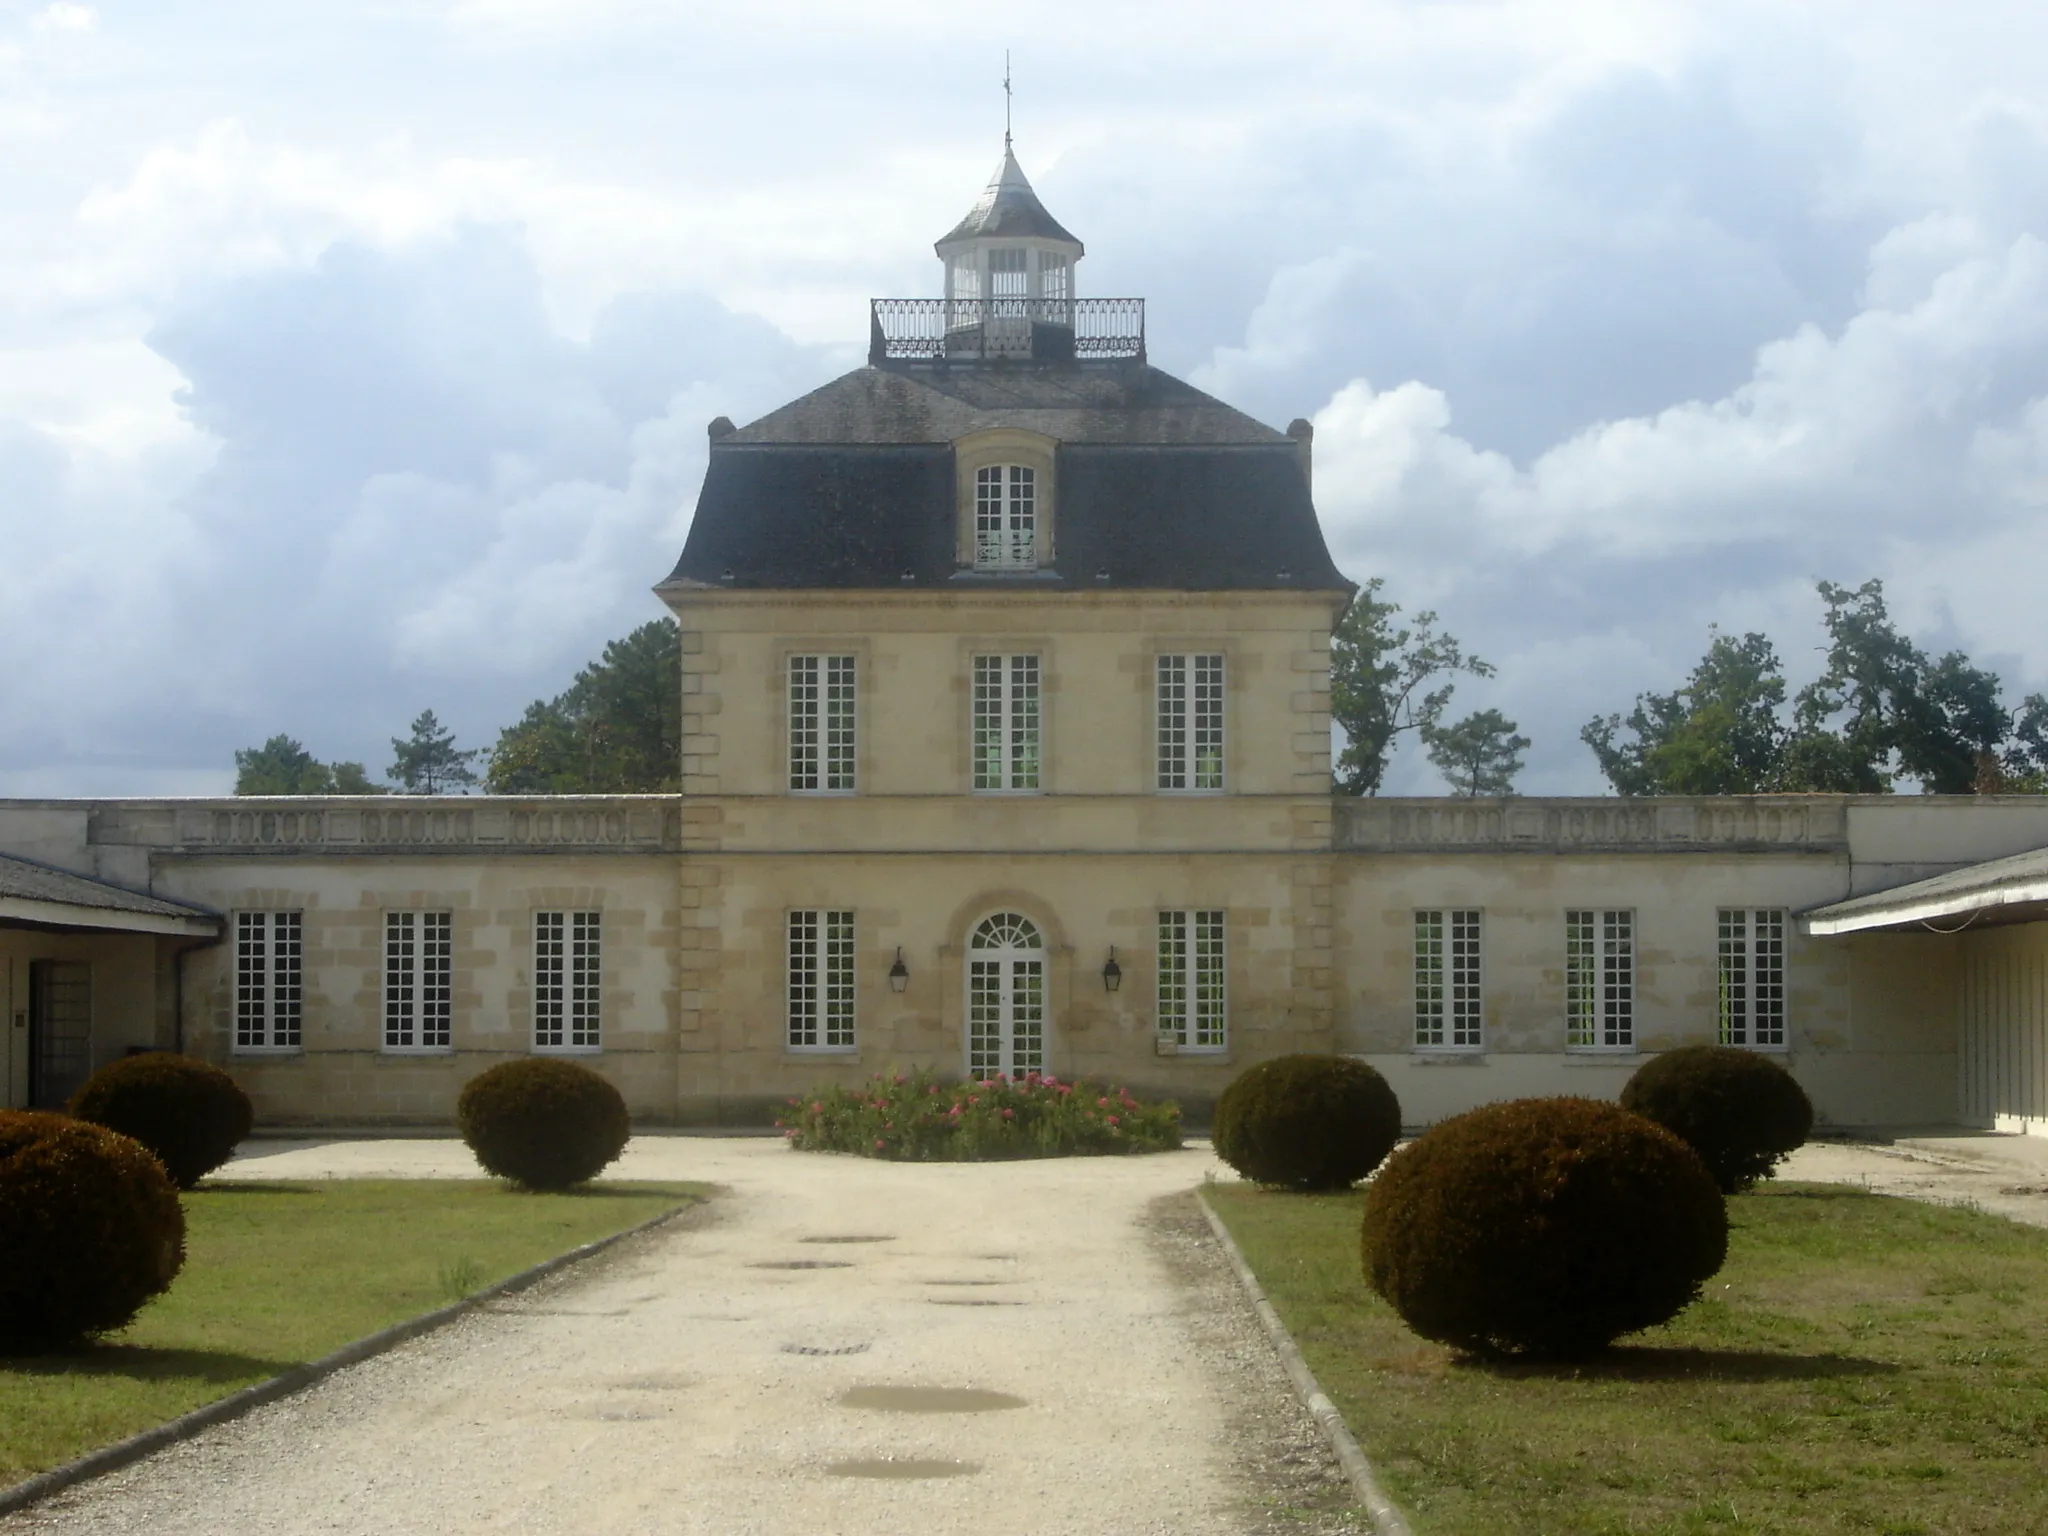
0 1179 705 1487
1205 1181 2048 1536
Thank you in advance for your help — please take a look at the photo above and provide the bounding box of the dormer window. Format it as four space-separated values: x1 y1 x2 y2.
976 465 1037 568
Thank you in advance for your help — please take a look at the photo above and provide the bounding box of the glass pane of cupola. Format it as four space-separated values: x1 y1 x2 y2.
990 249 1027 300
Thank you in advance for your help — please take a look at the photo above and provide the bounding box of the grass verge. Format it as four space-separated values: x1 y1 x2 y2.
1205 1180 2048 1536
0 1178 705 1486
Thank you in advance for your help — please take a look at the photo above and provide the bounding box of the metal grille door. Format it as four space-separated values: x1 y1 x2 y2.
29 960 91 1109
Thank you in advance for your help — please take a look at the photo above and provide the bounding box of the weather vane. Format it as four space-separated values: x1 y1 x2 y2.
1004 50 1013 151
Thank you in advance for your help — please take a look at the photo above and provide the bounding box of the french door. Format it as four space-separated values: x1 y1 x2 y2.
966 913 1045 1079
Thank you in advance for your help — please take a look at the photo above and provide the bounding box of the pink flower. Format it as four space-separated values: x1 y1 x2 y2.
1107 1115 1120 1126
1001 1108 1015 1119
874 1138 886 1149
1098 1097 1110 1107
811 1102 823 1113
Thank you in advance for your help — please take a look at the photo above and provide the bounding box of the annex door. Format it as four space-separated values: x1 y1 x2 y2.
28 960 91 1109
966 913 1045 1079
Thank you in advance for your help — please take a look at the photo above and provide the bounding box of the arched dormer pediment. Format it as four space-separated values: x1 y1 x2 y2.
954 427 1058 571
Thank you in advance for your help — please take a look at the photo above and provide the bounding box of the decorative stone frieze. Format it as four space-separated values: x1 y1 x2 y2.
85 797 683 856
1337 797 1847 855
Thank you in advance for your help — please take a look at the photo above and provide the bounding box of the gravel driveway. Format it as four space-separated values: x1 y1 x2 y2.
5 1137 1362 1536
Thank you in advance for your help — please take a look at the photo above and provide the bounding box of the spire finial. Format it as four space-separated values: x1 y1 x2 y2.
1003 49 1012 151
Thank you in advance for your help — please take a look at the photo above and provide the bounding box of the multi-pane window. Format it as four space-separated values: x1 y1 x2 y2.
1719 908 1787 1049
1158 909 1227 1051
235 911 303 1051
972 654 1041 791
789 653 856 792
534 911 601 1051
1415 909 1483 1049
787 910 856 1050
975 465 1036 568
1566 909 1635 1049
1157 653 1225 791
384 911 452 1051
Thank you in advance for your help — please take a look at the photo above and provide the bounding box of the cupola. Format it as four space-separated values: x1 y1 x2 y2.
934 144 1085 312
867 137 1142 365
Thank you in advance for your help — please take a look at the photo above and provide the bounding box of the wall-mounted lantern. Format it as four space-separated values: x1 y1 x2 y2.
1101 946 1123 993
888 947 910 993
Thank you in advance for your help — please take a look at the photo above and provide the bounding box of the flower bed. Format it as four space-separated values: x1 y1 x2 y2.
779 1069 1182 1160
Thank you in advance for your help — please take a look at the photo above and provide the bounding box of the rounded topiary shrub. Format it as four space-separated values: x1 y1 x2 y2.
1361 1097 1727 1357
1211 1054 1402 1191
457 1059 630 1191
69 1052 253 1189
1620 1045 1815 1194
0 1110 186 1353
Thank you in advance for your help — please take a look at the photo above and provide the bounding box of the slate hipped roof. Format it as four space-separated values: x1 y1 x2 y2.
664 363 1352 594
0 852 221 935
936 148 1083 251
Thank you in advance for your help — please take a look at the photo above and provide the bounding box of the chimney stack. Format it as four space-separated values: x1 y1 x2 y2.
1286 418 1313 493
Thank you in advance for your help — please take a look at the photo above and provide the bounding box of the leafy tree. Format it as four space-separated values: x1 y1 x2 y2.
1582 631 1791 795
1586 580 2044 795
388 710 482 795
1791 580 2008 795
486 620 681 793
234 736 388 795
1331 580 1494 795
328 761 387 794
1423 708 1530 797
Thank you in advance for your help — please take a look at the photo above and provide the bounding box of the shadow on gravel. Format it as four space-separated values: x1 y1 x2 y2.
194 1182 322 1196
2 1345 295 1386
1462 1346 1902 1384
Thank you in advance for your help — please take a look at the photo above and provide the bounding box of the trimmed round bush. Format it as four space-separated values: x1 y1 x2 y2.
1212 1054 1402 1191
70 1053 253 1189
0 1110 186 1353
1361 1097 1727 1357
1620 1045 1814 1194
457 1059 630 1191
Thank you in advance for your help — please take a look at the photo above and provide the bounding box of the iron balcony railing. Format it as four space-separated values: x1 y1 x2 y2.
869 297 1146 364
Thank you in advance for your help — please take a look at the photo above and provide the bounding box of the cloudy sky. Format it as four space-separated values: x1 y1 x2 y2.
7 0 2048 795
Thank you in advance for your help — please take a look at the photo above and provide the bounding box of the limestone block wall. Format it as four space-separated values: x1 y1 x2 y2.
158 852 681 1126
678 850 1332 1123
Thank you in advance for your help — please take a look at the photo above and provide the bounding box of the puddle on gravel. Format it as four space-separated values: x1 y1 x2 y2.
801 1234 896 1244
927 1297 1024 1307
827 1458 981 1480
612 1372 692 1391
750 1259 854 1270
839 1386 1027 1413
782 1341 872 1357
924 1278 1005 1286
572 1404 666 1422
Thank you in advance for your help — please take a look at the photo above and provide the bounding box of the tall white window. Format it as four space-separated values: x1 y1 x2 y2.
975 465 1036 568
385 911 452 1052
535 911 601 1052
1157 653 1225 791
1566 909 1635 1049
1719 908 1787 1049
1415 909 1483 1050
973 654 1041 791
788 910 855 1050
789 654 856 792
1158 909 1227 1051
235 911 303 1051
